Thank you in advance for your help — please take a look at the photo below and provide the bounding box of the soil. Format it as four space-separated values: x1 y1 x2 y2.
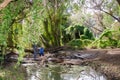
84 48 120 80
44 48 120 80
3 47 120 80
67 48 120 80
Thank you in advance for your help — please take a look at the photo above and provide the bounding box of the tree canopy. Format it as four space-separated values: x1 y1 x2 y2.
0 0 120 55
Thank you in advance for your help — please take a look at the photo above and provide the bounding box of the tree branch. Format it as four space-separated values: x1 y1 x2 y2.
0 0 12 10
92 26 103 32
100 9 120 22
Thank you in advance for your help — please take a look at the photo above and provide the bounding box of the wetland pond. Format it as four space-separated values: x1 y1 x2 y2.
22 63 107 80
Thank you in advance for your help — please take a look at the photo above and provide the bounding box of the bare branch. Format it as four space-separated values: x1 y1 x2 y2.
92 26 103 32
85 0 120 22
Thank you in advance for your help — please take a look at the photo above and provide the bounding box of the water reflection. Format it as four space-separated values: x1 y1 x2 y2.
78 67 107 80
41 66 63 80
23 64 107 80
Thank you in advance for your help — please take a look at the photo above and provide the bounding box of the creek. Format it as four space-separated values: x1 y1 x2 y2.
22 63 107 80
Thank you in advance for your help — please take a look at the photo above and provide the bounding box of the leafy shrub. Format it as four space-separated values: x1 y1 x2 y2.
67 39 93 49
65 25 85 39
117 40 120 48
80 35 88 39
82 39 93 46
91 29 119 48
67 39 83 49
84 28 94 40
97 40 109 48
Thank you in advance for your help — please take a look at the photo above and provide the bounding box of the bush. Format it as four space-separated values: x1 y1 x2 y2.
97 40 109 48
117 40 120 48
82 39 93 46
84 28 94 40
80 35 88 39
67 39 93 49
90 29 120 49
67 39 83 49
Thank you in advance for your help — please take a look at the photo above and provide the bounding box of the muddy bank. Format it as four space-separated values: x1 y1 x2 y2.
73 49 120 80
3 48 120 80
85 49 120 80
46 48 120 80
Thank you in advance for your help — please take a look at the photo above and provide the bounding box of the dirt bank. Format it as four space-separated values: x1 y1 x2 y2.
79 49 120 80
3 47 120 80
46 48 120 80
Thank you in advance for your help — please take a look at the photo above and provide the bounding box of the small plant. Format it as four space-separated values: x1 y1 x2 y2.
0 65 26 80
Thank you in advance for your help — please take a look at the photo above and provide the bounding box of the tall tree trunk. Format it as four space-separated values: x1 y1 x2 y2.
41 0 65 48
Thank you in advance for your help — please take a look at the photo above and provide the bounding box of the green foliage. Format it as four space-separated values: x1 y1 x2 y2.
117 40 120 48
0 0 29 53
65 24 94 49
102 14 113 28
67 39 93 49
65 25 85 39
30 0 70 48
0 0 120 56
80 35 88 39
90 29 120 48
0 65 26 80
99 29 113 39
97 39 118 48
65 24 94 41
7 23 23 48
84 28 94 40
0 0 33 62
67 39 83 49
82 39 93 46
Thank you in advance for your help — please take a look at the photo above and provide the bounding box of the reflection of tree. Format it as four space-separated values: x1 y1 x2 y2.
40 68 49 80
49 66 62 80
41 66 62 80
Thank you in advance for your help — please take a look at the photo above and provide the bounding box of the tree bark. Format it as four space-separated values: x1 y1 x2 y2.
116 0 120 5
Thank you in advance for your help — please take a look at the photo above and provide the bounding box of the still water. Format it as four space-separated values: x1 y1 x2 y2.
22 63 107 80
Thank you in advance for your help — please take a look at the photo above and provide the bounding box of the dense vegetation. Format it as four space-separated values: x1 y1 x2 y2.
0 0 120 80
0 0 120 61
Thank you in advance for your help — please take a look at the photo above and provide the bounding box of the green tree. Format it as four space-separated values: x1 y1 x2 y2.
0 0 32 56
31 0 70 48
